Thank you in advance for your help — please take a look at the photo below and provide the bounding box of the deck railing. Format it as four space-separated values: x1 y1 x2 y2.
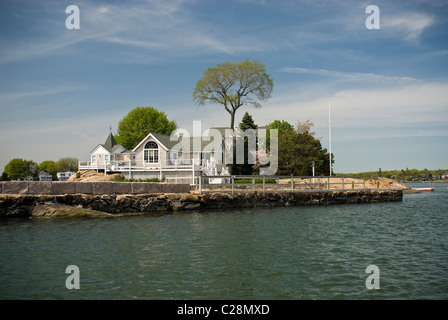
78 160 202 173
78 160 204 184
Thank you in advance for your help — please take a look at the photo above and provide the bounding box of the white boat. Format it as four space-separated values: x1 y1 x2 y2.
413 182 434 193
413 187 434 192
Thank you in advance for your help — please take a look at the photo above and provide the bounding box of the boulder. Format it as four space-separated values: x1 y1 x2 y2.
31 203 114 218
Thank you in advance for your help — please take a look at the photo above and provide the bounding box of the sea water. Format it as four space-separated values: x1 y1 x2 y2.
0 183 447 300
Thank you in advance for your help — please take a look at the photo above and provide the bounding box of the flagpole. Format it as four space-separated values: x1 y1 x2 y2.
329 99 332 176
328 98 333 176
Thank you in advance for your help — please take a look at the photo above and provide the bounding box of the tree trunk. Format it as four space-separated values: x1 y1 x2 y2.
230 111 235 130
228 110 237 175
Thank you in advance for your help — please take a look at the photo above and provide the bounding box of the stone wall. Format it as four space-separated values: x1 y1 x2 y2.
0 189 403 218
0 181 190 195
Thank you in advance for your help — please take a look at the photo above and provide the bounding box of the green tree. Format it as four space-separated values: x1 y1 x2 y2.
56 157 79 172
266 120 295 150
234 112 258 175
39 160 58 179
0 172 9 181
4 158 38 180
268 120 294 135
5 159 27 180
193 59 273 130
115 106 177 150
271 120 331 176
24 160 38 180
239 111 258 131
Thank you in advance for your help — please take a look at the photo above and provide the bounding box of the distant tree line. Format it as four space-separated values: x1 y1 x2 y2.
339 168 448 181
1 157 79 181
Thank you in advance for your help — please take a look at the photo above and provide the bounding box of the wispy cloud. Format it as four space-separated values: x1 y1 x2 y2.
0 0 256 63
383 12 435 43
280 67 421 84
0 85 79 105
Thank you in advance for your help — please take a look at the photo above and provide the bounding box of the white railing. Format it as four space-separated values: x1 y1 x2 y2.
201 159 217 176
78 160 201 172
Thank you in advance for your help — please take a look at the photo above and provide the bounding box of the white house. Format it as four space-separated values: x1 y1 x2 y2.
78 130 228 184
57 171 75 181
78 127 274 184
39 171 53 181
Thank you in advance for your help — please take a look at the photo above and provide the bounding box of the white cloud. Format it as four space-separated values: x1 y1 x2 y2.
251 80 448 140
0 85 79 104
383 12 435 43
248 80 448 172
0 0 255 63
281 67 421 84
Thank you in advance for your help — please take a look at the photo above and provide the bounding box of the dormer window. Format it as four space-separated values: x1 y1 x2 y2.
144 141 159 164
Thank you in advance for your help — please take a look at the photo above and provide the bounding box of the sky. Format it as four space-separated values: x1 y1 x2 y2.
0 0 447 174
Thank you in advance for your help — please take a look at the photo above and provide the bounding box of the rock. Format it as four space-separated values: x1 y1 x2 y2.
183 202 201 210
68 170 125 182
31 203 115 218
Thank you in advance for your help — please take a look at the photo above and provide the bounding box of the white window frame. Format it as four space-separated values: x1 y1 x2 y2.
144 141 159 164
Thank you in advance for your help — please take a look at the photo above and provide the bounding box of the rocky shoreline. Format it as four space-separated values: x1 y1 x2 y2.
0 189 403 218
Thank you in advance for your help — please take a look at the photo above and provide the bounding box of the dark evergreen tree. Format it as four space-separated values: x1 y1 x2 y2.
234 112 258 175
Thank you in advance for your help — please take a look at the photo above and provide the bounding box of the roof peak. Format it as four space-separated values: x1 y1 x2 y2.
104 132 117 150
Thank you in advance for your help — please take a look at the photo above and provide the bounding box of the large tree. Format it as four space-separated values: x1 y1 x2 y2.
115 106 177 150
193 59 273 130
38 160 58 180
4 158 38 180
56 157 79 172
268 120 333 176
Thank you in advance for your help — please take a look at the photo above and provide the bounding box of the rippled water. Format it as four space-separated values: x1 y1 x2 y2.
1 183 447 300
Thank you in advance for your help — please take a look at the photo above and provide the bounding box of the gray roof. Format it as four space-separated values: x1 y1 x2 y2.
151 127 267 152
150 133 216 152
95 133 126 153
104 133 118 151
125 127 269 154
150 133 180 149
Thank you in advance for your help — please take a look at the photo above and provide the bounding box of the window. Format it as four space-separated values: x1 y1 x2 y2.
144 141 159 164
105 154 115 162
91 155 97 164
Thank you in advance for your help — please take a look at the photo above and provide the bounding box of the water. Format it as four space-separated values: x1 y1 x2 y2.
1 183 447 300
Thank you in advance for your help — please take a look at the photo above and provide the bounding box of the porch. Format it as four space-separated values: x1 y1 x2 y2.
78 158 222 184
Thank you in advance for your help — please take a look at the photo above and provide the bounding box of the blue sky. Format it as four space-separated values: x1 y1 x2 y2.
1 0 447 174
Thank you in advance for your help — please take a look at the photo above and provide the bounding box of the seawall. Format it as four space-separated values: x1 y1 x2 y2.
0 189 403 218
0 181 189 195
